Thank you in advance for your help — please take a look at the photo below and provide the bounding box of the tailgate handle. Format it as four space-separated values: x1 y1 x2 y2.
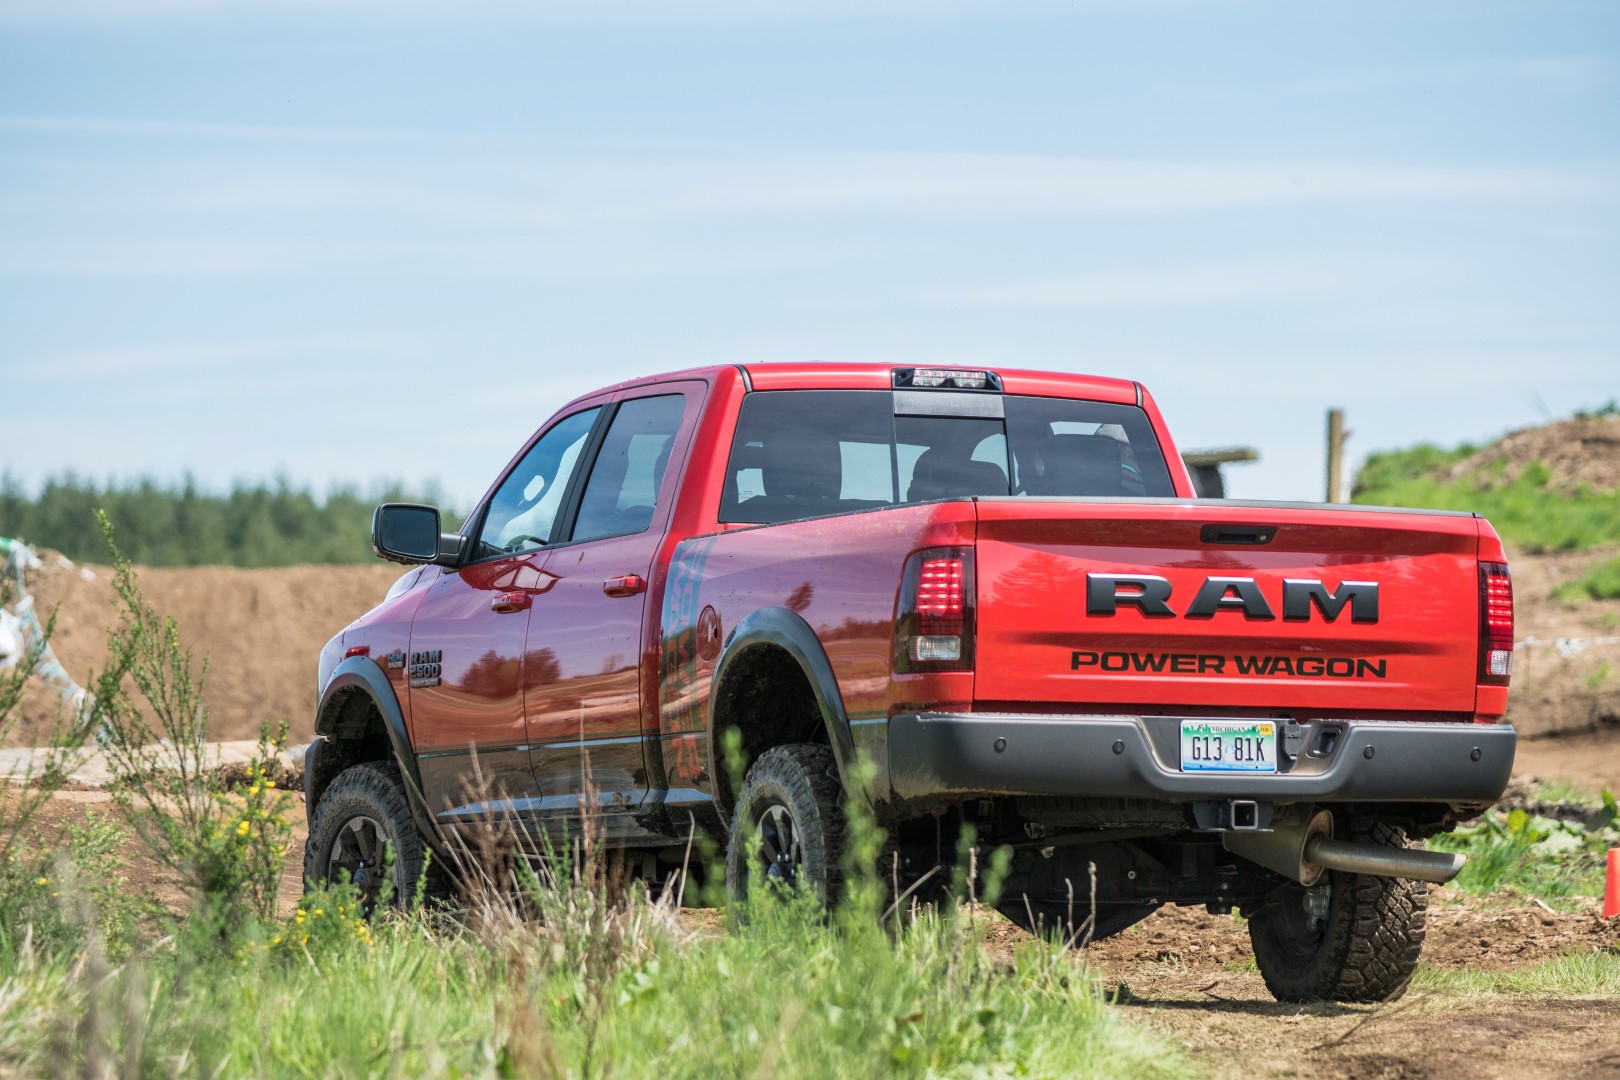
1200 524 1277 546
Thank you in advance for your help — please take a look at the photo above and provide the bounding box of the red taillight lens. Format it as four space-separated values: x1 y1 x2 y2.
895 548 975 672
917 558 965 619
1479 561 1513 684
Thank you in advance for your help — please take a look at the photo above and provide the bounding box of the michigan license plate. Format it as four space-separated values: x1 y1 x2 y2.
1179 720 1278 773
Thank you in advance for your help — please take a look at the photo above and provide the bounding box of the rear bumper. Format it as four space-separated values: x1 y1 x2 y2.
886 712 1516 807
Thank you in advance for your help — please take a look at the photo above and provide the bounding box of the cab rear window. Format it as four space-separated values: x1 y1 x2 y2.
719 390 1174 525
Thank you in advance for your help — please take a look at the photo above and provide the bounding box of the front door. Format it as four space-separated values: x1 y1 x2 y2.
408 404 603 824
525 390 696 838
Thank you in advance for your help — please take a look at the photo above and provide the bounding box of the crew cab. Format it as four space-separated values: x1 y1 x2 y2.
305 363 1516 1003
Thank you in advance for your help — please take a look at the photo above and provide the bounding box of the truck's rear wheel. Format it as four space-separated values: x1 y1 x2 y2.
724 744 845 904
1247 817 1427 1003
305 761 446 911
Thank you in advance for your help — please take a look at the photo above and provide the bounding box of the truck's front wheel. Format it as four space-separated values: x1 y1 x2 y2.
1247 817 1427 1003
724 744 846 904
304 761 444 911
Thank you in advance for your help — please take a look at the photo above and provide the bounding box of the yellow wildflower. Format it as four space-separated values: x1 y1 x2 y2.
235 820 250 837
294 909 306 924
34 877 48 886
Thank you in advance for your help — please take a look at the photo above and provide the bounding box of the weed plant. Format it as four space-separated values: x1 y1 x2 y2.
86 512 294 935
1429 790 1619 910
0 525 1188 1078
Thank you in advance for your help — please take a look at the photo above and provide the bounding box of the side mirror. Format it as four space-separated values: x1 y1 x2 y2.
372 503 456 566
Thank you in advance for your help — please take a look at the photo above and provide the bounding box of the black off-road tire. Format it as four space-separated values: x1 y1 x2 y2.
1248 817 1428 1003
724 744 846 904
304 761 449 910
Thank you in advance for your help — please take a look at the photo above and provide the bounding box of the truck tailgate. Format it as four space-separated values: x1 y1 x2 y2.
972 499 1483 715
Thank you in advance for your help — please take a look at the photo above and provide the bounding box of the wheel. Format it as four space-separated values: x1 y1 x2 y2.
304 761 446 910
1247 817 1427 1003
724 744 845 903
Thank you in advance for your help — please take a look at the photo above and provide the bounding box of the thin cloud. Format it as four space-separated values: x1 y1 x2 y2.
0 0 1191 26
59 147 1619 222
0 114 433 145
25 333 400 379
918 256 1450 309
1297 55 1619 95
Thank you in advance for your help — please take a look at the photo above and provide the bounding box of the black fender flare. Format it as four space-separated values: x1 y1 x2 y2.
705 607 862 811
309 657 438 843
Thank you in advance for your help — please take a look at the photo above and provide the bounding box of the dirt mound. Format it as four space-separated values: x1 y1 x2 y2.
1497 545 1620 741
7 552 403 746
1447 412 1620 494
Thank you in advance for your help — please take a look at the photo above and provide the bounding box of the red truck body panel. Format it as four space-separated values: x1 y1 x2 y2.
323 361 1513 828
972 499 1488 719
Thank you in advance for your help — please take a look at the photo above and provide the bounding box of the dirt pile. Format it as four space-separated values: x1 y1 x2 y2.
1500 545 1620 741
7 552 403 746
1447 412 1620 493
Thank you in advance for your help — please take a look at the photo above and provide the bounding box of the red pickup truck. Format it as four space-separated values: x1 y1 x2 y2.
305 363 1516 1003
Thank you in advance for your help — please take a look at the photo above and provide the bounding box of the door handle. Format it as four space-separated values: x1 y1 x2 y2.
490 592 531 614
602 575 646 598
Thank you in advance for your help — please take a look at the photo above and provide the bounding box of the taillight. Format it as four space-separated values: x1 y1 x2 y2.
895 547 975 672
1479 562 1513 685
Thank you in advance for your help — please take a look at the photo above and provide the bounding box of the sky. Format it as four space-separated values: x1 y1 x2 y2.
1 0 1616 509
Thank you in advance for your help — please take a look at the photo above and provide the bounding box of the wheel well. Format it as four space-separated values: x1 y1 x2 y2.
711 644 829 809
311 686 394 806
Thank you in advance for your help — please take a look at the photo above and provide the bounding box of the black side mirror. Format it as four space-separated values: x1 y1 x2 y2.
373 503 454 565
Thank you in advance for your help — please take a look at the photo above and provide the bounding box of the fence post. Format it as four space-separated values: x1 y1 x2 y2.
1326 408 1346 503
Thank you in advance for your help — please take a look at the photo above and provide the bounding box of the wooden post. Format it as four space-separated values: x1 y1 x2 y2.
1326 408 1345 503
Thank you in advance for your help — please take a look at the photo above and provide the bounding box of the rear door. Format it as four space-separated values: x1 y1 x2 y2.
972 500 1483 716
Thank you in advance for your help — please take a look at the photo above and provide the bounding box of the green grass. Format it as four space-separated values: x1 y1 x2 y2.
1412 951 1620 996
0 882 1190 1079
1554 556 1620 603
1351 457 1620 552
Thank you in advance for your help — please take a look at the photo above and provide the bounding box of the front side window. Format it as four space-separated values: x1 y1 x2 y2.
719 390 1173 525
475 407 601 560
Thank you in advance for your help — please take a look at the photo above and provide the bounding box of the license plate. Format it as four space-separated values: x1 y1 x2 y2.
1179 720 1278 773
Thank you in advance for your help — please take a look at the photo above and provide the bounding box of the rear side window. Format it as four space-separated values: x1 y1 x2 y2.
719 390 1173 525
572 394 687 542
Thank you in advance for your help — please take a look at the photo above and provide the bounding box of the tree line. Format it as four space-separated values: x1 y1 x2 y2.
0 474 463 568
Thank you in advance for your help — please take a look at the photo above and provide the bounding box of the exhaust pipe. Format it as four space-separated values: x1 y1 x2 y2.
1303 835 1465 885
1223 808 1466 886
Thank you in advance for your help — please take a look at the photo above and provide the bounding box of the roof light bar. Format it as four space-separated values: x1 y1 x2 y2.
893 367 1002 392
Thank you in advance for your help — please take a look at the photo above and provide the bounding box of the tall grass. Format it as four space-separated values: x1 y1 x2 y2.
0 527 1190 1078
